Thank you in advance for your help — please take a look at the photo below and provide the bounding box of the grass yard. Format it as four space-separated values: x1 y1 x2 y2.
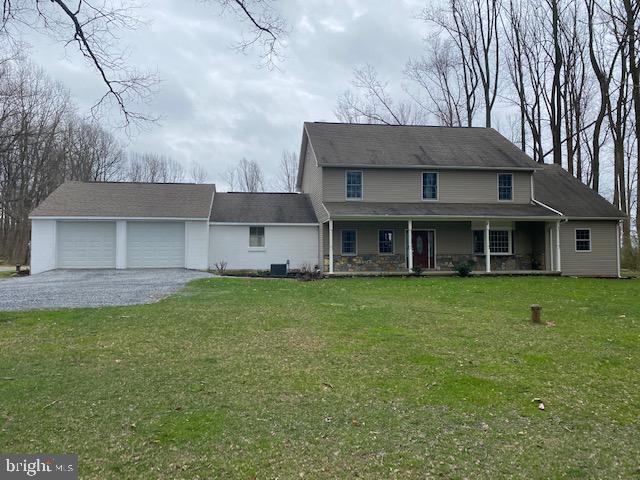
1 277 639 479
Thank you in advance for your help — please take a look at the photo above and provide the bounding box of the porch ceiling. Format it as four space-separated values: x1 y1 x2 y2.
323 202 560 221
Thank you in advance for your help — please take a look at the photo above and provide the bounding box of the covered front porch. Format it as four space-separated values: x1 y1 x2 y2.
323 219 563 275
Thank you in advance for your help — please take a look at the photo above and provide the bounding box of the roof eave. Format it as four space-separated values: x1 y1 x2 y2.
317 164 540 171
29 215 210 221
325 214 561 221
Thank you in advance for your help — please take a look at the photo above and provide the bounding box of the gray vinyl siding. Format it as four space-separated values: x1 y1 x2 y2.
299 141 326 267
301 144 326 221
412 221 470 255
323 221 536 257
327 221 408 256
322 168 532 204
560 220 619 277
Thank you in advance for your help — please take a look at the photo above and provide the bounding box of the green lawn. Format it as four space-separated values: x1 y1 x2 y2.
1 277 639 479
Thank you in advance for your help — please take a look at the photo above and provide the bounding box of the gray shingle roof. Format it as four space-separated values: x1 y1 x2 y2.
304 122 540 169
31 181 215 218
533 164 624 218
324 202 558 218
210 193 318 223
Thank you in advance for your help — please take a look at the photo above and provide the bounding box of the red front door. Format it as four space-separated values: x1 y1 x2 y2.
412 230 435 269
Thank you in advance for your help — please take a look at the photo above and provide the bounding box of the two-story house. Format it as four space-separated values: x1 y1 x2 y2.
297 122 624 277
29 122 624 277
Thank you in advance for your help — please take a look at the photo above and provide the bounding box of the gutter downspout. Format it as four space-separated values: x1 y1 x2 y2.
531 175 566 273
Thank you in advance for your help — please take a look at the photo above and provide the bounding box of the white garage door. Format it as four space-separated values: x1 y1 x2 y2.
127 222 185 268
57 221 117 269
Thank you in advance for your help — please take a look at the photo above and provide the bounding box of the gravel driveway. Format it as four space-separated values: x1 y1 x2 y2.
0 269 212 311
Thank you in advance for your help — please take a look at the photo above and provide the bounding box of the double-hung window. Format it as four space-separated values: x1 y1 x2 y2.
422 172 438 200
346 171 362 200
341 230 357 255
378 230 394 254
575 229 591 252
249 226 265 248
498 173 513 201
472 230 512 255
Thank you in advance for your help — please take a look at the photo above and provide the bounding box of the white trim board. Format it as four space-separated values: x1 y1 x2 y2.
30 216 209 221
210 222 319 226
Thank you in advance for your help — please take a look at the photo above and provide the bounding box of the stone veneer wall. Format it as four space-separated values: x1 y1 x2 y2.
437 254 544 271
324 254 405 272
324 253 546 272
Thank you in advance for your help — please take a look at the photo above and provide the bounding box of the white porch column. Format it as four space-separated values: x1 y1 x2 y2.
116 220 127 269
555 221 562 273
407 220 413 271
484 220 491 273
616 220 622 278
328 220 334 274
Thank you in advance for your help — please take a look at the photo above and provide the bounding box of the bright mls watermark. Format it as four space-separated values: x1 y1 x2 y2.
0 455 77 480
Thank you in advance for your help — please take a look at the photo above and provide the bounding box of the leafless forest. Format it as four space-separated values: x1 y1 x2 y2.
337 0 640 266
0 61 210 263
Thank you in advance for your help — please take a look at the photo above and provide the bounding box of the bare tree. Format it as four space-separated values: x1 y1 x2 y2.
125 153 185 182
223 158 264 192
425 0 501 128
0 1 287 124
336 65 422 125
622 0 640 245
275 150 298 192
189 161 209 184
585 0 623 192
405 37 466 126
0 59 125 263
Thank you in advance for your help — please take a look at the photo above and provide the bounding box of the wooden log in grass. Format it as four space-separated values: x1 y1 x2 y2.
531 304 542 323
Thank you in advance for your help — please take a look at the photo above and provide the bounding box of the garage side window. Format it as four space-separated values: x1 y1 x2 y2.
575 229 591 252
249 226 265 248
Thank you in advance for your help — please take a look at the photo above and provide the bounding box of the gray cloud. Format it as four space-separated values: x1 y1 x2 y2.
26 0 427 189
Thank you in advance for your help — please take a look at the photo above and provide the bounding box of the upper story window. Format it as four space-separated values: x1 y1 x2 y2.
378 230 394 254
249 226 265 248
341 230 357 255
422 172 438 200
498 173 513 201
575 229 591 252
346 171 363 200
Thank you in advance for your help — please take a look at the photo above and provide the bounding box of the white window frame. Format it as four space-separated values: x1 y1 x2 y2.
248 225 266 251
378 229 395 255
472 229 513 256
497 173 514 202
340 229 358 256
421 171 439 201
575 228 592 253
345 170 363 201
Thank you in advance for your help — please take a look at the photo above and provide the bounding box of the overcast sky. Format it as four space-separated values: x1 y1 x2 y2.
25 0 427 189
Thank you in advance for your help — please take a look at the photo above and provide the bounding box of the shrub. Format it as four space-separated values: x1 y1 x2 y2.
411 265 423 275
213 261 228 275
453 260 475 277
296 263 322 282
621 245 640 271
530 256 542 271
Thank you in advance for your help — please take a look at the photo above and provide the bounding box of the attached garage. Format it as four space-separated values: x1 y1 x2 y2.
57 221 116 269
29 182 216 274
127 222 185 268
